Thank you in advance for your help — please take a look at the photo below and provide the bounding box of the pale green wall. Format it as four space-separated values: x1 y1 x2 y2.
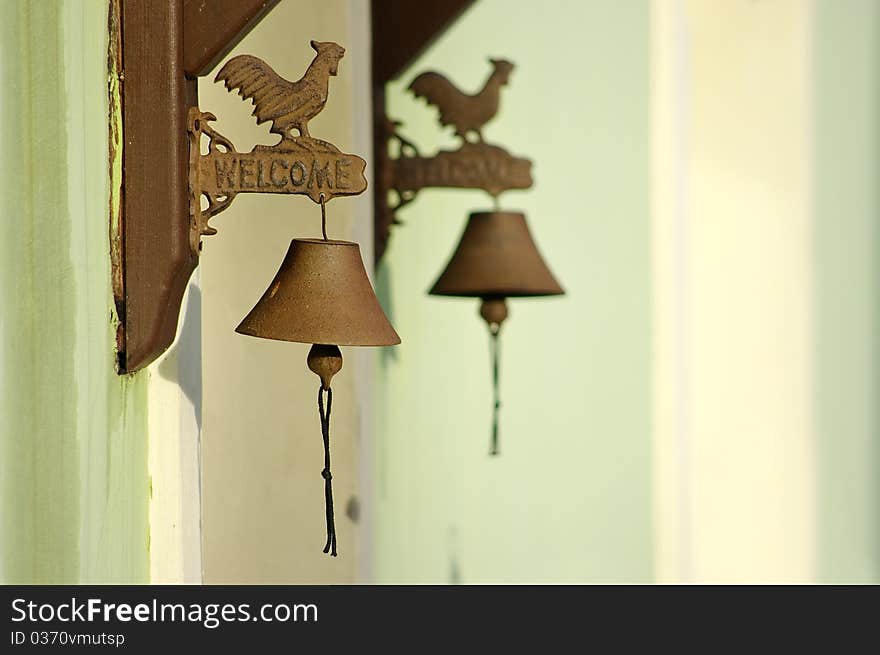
375 0 652 582
813 0 880 583
0 0 149 583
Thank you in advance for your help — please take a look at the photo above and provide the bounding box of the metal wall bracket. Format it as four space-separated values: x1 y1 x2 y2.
375 59 533 262
115 0 281 374
187 99 367 255
116 7 365 373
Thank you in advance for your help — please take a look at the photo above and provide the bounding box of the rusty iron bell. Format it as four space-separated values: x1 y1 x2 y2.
237 237 399 556
430 210 564 326
430 210 564 455
237 238 400 352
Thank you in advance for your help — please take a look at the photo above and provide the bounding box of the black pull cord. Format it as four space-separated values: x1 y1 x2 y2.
317 385 337 556
489 325 501 456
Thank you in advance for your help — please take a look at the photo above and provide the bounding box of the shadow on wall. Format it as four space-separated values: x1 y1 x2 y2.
158 282 203 430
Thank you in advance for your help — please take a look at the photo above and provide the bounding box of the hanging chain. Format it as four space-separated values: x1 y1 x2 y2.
489 324 501 456
317 385 337 556
319 193 328 241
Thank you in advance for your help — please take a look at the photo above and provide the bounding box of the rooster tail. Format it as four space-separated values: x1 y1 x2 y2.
215 54 292 125
408 72 465 127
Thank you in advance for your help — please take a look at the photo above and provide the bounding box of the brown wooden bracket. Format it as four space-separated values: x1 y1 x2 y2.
375 59 533 262
183 0 281 77
116 0 281 373
116 0 194 374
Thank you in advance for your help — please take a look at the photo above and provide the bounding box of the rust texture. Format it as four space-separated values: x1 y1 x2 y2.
236 239 400 348
189 45 368 252
182 0 281 77
216 43 347 143
377 59 533 261
188 109 367 251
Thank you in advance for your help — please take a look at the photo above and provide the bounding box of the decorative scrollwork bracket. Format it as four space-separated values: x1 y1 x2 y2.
376 58 533 262
119 40 370 373
187 46 368 255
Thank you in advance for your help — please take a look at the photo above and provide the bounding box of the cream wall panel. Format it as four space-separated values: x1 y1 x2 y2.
652 0 814 582
199 0 372 583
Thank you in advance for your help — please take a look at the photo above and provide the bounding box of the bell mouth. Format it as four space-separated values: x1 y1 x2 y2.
430 288 563 298
235 237 401 347
429 211 565 298
293 238 357 247
472 209 526 216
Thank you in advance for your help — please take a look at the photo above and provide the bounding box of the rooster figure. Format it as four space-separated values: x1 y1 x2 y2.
409 59 514 143
216 40 345 144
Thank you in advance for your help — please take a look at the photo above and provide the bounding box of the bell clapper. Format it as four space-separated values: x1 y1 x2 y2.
480 297 508 330
308 343 343 390
479 298 508 456
308 343 343 556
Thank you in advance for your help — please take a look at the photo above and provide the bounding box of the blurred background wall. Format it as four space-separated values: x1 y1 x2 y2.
375 0 653 583
652 0 814 582
652 0 879 584
812 0 879 583
372 0 880 583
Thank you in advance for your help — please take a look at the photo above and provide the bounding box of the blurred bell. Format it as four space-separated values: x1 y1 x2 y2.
430 210 564 303
430 210 564 456
237 238 400 348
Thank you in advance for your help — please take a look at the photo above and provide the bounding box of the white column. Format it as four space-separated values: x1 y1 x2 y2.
652 0 815 582
147 274 204 584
